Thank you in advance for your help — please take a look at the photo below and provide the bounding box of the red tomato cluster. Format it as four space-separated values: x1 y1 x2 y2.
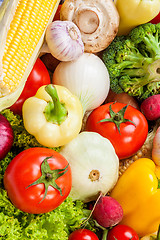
68 225 139 240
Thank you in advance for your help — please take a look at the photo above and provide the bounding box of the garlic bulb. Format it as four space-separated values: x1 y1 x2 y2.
45 20 84 61
60 131 119 202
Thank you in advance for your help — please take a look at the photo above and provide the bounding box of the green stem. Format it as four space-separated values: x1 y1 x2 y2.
98 103 136 134
44 84 68 125
102 229 109 240
26 156 69 203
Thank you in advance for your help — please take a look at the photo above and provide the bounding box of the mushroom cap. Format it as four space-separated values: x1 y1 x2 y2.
60 0 120 53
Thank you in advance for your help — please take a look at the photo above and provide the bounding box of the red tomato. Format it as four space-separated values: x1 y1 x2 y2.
107 225 139 240
9 58 50 116
4 147 72 214
150 12 160 24
86 102 148 159
68 229 99 240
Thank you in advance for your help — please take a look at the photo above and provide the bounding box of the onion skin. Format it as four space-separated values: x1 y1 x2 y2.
0 114 14 160
105 90 140 110
53 53 110 113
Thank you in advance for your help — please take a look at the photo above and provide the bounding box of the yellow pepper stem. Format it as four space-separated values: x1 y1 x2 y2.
44 84 68 125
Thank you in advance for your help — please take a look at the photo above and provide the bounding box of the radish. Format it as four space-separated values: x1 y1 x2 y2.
0 114 14 160
140 95 160 121
92 196 123 228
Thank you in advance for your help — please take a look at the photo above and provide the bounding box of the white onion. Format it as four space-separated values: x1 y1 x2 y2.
52 53 110 113
45 20 84 62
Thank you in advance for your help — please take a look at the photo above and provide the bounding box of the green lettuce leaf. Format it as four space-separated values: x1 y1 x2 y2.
0 188 95 240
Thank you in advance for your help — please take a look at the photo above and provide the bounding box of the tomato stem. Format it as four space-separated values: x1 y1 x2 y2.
98 103 136 134
44 84 68 125
45 172 53 181
26 156 69 203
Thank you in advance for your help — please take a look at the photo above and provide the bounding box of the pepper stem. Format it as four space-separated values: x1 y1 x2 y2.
44 84 68 125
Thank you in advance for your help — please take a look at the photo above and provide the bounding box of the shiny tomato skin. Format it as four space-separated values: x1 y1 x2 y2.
86 102 148 159
150 12 160 24
4 148 72 214
9 58 50 116
68 229 99 240
107 225 139 240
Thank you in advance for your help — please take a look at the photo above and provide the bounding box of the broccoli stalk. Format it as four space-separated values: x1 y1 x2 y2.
102 23 160 100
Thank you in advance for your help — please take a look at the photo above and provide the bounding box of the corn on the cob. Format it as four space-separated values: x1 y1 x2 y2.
0 0 60 110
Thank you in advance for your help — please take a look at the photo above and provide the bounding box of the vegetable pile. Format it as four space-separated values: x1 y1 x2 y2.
0 0 160 239
0 110 95 239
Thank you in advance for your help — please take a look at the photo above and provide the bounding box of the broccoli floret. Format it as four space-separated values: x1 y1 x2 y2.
102 23 160 100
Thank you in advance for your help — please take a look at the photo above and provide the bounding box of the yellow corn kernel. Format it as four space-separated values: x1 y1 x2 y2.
1 0 59 95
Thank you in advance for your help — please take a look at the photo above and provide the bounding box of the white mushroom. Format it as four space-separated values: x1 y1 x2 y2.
60 0 120 53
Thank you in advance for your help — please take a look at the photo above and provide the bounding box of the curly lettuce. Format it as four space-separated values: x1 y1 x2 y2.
0 189 94 240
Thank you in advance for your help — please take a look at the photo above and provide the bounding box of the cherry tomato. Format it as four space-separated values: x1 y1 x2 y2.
150 12 160 24
4 147 72 214
107 225 139 240
68 229 99 240
86 102 148 159
9 58 50 116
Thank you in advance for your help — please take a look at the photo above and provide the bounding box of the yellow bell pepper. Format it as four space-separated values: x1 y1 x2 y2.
22 84 83 148
114 0 160 35
110 158 160 237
